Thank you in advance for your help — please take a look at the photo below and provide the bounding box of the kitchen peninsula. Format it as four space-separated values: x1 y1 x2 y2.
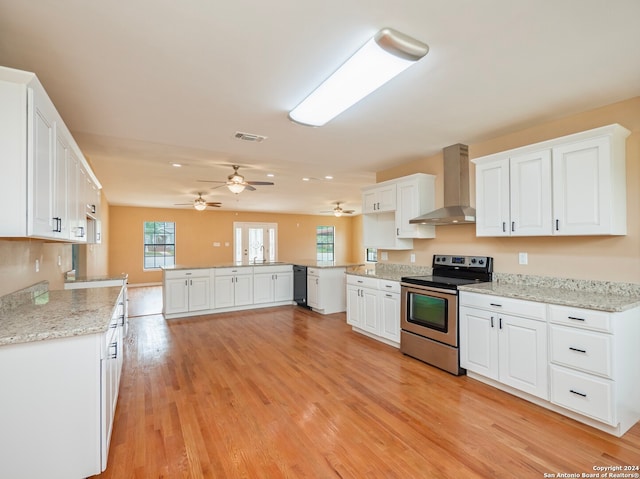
162 261 363 319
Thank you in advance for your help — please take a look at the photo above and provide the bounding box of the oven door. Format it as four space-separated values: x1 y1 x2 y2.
401 284 459 347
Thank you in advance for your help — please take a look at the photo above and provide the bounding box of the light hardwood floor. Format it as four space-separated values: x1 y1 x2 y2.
96 286 640 478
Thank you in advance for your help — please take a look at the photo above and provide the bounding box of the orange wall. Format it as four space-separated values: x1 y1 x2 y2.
377 97 640 283
109 206 359 284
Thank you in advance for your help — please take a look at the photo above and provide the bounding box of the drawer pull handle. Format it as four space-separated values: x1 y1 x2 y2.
569 389 587 398
385 294 393 298
385 285 392 288
568 316 585 322
490 303 502 307
569 347 586 353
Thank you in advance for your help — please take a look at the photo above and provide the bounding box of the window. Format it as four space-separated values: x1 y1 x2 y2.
144 221 175 269
366 248 378 263
316 226 335 262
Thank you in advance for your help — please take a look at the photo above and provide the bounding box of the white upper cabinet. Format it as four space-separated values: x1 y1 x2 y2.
0 66 101 242
473 124 630 237
362 173 436 250
362 183 396 214
552 135 626 235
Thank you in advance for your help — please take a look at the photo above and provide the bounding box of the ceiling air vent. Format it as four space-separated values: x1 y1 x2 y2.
234 131 267 142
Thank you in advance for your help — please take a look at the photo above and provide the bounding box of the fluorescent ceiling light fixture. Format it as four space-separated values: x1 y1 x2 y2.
289 28 428 127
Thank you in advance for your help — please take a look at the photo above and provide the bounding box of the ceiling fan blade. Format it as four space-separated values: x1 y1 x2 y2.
344 210 355 214
244 184 256 191
198 179 226 184
205 202 222 207
246 181 274 186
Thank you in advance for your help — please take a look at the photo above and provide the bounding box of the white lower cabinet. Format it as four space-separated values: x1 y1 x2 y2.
0 288 125 479
346 275 401 347
163 269 210 315
460 292 640 437
307 267 347 315
253 265 293 304
460 293 548 400
214 267 253 308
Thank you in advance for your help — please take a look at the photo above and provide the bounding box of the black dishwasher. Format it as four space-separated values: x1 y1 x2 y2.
293 265 308 307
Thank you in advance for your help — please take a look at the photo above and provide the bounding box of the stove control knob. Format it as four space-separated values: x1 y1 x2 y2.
479 259 485 265
470 258 477 264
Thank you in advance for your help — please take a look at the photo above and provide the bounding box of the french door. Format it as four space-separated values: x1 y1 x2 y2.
234 222 277 263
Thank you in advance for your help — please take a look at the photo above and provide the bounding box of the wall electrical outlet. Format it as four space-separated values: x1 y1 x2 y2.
35 259 40 272
380 251 388 261
410 253 416 263
213 242 220 247
519 252 528 265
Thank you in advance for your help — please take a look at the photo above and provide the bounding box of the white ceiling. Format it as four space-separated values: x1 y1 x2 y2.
1 0 639 215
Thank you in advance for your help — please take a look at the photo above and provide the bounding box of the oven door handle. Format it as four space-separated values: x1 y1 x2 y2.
401 283 458 296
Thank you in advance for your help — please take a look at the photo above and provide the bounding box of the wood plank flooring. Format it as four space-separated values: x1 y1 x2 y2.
95 287 640 478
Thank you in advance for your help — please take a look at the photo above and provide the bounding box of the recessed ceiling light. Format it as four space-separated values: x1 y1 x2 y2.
172 163 182 167
267 173 275 177
324 175 333 180
302 177 310 181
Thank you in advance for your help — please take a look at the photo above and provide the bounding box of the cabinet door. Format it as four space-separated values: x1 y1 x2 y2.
459 306 499 380
361 288 379 334
29 90 56 238
475 159 510 237
509 149 552 236
362 184 396 213
188 276 210 312
234 274 254 306
253 273 274 304
346 285 361 327
307 275 320 309
379 291 400 342
214 276 235 309
552 136 613 235
499 315 548 400
164 278 189 314
395 178 435 239
53 131 69 239
274 272 293 302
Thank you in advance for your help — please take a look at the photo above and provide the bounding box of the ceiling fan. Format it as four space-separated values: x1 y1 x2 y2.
175 193 222 211
200 164 274 194
322 202 355 217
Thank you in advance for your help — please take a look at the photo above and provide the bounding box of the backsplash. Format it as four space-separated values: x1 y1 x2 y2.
0 281 49 316
494 273 640 297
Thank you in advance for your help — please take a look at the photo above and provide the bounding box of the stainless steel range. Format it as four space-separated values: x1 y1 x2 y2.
401 254 493 375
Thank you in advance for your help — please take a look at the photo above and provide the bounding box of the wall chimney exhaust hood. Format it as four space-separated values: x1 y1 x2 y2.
409 143 476 225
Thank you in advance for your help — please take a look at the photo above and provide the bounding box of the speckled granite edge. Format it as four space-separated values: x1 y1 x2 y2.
494 273 640 297
462 274 640 312
0 281 49 315
346 263 433 281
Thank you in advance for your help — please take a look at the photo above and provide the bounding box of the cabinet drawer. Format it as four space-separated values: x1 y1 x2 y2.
459 292 546 320
548 304 612 332
216 266 253 276
378 279 401 293
307 268 320 276
550 325 613 378
254 264 292 274
346 275 378 289
164 268 208 279
550 365 615 425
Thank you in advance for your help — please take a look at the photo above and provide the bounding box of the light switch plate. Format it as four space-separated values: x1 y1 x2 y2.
381 251 388 261
410 253 416 263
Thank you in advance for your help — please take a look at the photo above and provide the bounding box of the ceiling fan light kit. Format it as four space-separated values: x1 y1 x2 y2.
288 28 428 127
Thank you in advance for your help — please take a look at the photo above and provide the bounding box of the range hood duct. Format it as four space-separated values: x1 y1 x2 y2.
409 143 476 225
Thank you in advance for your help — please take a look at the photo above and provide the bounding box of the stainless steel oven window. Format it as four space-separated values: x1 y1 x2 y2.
407 292 448 332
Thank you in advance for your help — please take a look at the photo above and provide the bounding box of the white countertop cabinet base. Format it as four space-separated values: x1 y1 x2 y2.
0 288 125 478
460 291 640 437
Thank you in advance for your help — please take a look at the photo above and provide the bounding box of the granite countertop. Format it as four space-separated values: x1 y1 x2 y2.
346 263 433 282
64 273 128 284
163 261 364 271
459 280 640 313
0 286 124 346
